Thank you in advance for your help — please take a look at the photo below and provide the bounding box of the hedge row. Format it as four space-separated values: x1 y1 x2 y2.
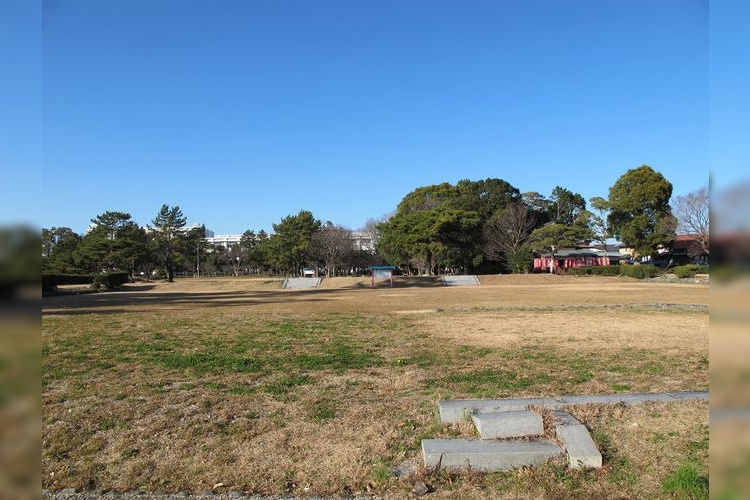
92 272 131 290
42 274 93 291
565 265 622 276
567 264 660 279
672 265 709 279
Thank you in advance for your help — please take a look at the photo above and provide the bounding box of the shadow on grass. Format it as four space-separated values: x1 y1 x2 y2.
42 276 451 315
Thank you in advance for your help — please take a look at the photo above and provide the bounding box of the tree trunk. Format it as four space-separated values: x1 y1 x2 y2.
549 252 555 274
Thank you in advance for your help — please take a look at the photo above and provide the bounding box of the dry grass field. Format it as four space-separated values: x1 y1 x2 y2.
42 275 708 498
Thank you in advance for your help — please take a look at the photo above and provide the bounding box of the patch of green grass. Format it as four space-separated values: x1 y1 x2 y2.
394 351 440 368
568 359 594 384
456 345 494 358
662 460 708 499
227 385 257 395
428 369 552 397
293 343 382 372
610 383 631 392
203 381 227 390
159 353 263 375
370 459 395 486
309 400 337 422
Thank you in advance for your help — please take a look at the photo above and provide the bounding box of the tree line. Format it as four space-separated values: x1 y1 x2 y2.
42 165 709 281
42 205 380 281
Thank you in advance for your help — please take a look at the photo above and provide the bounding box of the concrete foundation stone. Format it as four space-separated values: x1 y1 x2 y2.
552 411 602 469
472 410 544 439
422 439 563 472
439 398 563 423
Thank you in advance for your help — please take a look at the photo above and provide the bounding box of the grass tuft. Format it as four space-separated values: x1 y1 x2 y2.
662 461 708 499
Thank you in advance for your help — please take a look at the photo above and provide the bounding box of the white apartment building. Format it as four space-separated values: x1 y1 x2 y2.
205 234 242 248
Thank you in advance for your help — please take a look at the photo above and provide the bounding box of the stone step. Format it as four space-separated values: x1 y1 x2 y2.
282 277 322 289
422 438 563 472
441 275 480 286
472 410 544 439
552 411 602 469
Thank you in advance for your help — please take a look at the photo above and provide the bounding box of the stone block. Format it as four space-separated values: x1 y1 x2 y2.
439 398 563 423
472 410 544 439
422 438 563 472
441 275 480 286
282 277 321 289
552 411 602 469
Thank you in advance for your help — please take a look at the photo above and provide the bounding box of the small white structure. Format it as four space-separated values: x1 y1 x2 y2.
302 268 317 277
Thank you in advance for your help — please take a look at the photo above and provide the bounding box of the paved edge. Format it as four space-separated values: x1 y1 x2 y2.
438 391 708 423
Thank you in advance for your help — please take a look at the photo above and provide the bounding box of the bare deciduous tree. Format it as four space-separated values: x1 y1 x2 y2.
312 225 354 277
484 203 536 272
588 196 611 252
361 215 389 251
674 185 709 256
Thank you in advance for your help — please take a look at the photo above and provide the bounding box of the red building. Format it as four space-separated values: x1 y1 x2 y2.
533 249 624 272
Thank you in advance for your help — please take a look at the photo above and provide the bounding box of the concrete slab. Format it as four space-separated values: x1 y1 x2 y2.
440 392 708 423
282 277 322 289
472 410 544 439
559 393 678 405
422 439 563 472
439 398 563 423
665 391 709 401
552 411 602 469
441 275 480 286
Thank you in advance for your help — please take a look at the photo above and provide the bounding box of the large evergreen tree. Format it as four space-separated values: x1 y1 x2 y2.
75 212 146 275
607 165 676 256
265 211 321 275
378 179 518 273
548 186 586 225
150 204 187 282
42 227 82 273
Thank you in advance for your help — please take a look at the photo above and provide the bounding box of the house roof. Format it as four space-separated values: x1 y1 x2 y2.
672 234 707 255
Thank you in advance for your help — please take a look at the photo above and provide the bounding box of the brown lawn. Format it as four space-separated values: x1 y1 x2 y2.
42 274 708 498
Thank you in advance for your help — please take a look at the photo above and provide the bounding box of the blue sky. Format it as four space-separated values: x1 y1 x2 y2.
12 1 719 233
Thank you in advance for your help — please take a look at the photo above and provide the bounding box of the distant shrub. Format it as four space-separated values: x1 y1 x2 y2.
92 272 130 290
672 265 709 279
567 265 622 276
567 264 660 279
42 274 93 292
620 264 660 279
